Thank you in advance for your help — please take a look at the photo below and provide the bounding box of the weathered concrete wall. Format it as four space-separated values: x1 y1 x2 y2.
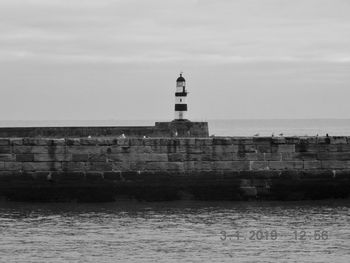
0 121 209 138
0 136 349 201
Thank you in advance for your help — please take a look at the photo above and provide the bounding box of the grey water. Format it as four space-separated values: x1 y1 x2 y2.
0 201 349 262
1 119 350 136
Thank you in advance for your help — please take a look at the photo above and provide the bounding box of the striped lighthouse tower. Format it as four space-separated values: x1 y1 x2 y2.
174 73 188 120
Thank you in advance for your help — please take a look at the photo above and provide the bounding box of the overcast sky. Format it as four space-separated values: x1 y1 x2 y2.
0 0 349 121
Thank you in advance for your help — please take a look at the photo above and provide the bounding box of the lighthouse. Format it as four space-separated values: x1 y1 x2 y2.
174 73 188 120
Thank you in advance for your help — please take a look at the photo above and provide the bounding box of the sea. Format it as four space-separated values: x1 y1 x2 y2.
1 118 350 136
0 119 349 262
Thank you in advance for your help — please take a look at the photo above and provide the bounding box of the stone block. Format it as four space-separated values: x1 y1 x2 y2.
201 153 214 161
253 137 272 144
0 139 10 146
79 138 100 145
88 153 108 162
268 161 303 170
212 151 234 161
317 152 350 160
214 161 250 171
284 137 300 144
65 138 81 146
303 161 322 169
0 154 15 162
186 147 204 154
0 146 11 154
23 162 62 171
107 145 130 154
145 161 184 171
299 137 318 144
0 162 4 170
335 144 350 152
4 162 22 171
212 145 237 154
289 152 317 161
13 146 66 154
72 154 89 162
168 153 186 162
15 154 34 162
195 138 213 146
127 138 143 146
185 153 204 161
317 137 331 144
231 137 254 144
116 138 130 146
130 146 153 153
179 138 196 146
257 145 272 153
22 138 51 146
297 144 342 153
272 137 286 144
183 161 195 171
255 153 280 161
213 137 232 145
13 146 33 154
66 146 103 155
167 162 185 171
193 161 213 171
250 161 269 170
96 138 118 146
129 161 147 171
108 153 167 162
34 154 72 162
111 162 130 171
241 144 257 153
330 137 348 144
143 138 156 146
321 160 350 169
61 162 86 171
277 144 295 153
88 162 113 171
295 142 311 152
144 153 168 162
9 139 23 146
239 153 259 161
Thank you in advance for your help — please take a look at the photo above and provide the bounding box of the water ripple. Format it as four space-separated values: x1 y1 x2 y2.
0 200 349 262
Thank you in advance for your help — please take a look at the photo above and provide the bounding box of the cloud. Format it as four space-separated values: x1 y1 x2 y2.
0 0 349 64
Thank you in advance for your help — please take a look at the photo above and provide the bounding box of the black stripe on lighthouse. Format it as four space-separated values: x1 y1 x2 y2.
175 104 187 111
175 92 187 96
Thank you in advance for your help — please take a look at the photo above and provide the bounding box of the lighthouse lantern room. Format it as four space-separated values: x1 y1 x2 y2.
174 73 188 120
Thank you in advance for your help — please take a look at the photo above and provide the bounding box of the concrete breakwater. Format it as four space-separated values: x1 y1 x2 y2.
0 135 349 201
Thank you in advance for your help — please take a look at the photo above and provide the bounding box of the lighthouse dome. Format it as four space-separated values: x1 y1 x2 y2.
176 74 185 82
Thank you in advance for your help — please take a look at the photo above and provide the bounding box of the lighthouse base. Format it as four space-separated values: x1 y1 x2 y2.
155 120 209 137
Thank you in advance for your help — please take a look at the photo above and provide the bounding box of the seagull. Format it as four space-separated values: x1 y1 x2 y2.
254 133 259 136
279 133 283 137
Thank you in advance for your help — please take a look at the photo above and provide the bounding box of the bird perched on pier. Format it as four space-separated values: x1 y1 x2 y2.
279 133 284 137
254 133 260 136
